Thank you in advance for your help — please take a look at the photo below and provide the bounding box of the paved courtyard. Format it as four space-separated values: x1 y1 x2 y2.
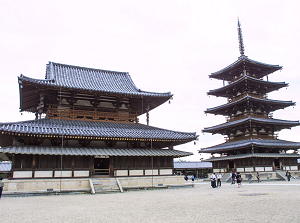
1 180 300 223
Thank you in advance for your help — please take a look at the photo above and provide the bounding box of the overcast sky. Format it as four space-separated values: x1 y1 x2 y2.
1 0 300 160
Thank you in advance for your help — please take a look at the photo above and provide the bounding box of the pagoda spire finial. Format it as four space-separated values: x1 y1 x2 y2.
237 18 245 56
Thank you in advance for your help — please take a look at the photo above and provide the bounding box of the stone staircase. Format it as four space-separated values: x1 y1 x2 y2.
276 170 296 181
89 178 122 193
222 173 231 182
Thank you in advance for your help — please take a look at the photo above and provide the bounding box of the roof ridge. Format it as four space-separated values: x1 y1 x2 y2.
48 61 128 75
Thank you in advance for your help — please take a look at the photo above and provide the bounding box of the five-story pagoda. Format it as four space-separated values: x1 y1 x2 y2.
199 20 300 174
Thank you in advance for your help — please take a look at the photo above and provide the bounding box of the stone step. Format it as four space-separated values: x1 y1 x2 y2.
90 178 120 193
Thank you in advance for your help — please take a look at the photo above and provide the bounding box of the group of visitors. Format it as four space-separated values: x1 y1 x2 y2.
184 174 195 182
230 171 242 187
210 172 223 188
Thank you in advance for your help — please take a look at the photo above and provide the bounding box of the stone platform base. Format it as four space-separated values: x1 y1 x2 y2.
2 175 187 194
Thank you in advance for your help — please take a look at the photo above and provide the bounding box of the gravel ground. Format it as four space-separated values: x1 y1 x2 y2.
1 180 300 223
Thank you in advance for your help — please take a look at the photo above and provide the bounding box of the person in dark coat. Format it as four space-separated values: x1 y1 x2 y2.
0 177 4 199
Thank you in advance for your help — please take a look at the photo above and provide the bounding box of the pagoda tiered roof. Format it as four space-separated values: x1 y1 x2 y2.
202 116 300 134
209 56 282 81
205 95 295 116
207 75 288 97
0 118 197 146
199 138 300 153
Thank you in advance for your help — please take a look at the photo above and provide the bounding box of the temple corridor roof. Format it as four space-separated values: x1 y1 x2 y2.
0 146 192 160
199 138 300 153
209 56 282 81
0 118 198 142
203 116 300 134
19 62 172 98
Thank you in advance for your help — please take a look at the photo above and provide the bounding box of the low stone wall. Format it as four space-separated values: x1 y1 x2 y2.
2 178 90 194
2 175 185 194
118 175 185 188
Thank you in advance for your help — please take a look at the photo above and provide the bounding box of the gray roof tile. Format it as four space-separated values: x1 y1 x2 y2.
209 56 282 81
203 116 300 133
0 118 197 141
200 138 300 153
19 62 172 98
0 146 192 157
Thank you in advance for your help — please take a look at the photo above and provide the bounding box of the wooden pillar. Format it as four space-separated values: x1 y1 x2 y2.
109 156 114 176
90 156 94 176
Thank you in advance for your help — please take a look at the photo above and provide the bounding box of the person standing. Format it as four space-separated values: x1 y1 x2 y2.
217 172 222 187
256 172 261 183
0 177 4 199
211 173 216 188
236 172 242 188
231 171 236 184
248 172 253 183
287 172 291 181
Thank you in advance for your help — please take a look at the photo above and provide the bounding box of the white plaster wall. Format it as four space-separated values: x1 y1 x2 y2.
245 167 254 172
114 170 128 176
265 167 273 171
34 171 53 178
255 167 264 171
290 166 298 170
74 171 89 177
236 168 244 172
159 169 172 175
13 171 33 178
129 170 143 176
145 169 158 175
54 171 72 177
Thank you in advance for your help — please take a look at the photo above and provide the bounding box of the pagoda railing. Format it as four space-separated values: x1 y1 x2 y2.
227 112 271 122
225 134 277 142
228 92 267 103
46 107 139 123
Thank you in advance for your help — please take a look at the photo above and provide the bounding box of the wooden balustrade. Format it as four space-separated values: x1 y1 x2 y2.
47 107 139 123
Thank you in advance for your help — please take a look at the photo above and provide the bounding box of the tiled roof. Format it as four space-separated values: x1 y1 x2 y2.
209 56 282 81
203 116 300 133
207 75 287 97
174 161 212 169
204 152 300 162
18 62 172 98
205 95 295 115
0 146 192 158
0 118 197 141
199 138 300 153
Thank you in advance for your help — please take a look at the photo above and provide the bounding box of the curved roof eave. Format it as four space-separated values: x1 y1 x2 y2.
205 95 295 114
202 116 300 133
0 118 198 141
19 74 172 98
209 56 282 80
199 138 300 153
207 75 287 96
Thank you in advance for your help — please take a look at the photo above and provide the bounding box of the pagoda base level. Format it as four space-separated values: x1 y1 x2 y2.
213 165 299 174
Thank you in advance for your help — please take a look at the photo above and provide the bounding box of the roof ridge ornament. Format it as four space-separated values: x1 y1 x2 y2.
237 18 245 56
